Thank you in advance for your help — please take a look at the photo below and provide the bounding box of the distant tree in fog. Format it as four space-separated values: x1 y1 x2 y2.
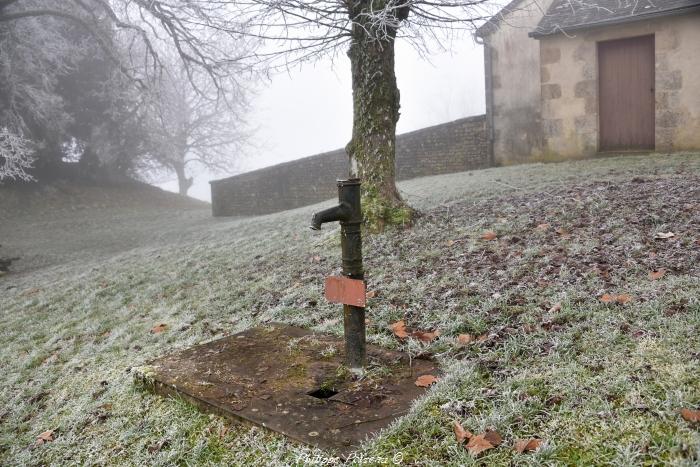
143 63 248 196
0 127 34 181
0 0 253 182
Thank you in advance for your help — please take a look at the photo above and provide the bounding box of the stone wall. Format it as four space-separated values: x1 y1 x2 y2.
210 115 488 216
481 0 555 165
538 12 700 158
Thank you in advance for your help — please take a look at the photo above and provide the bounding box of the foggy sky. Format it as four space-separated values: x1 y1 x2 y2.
160 36 486 202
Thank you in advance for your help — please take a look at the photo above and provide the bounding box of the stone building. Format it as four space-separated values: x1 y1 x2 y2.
476 0 700 164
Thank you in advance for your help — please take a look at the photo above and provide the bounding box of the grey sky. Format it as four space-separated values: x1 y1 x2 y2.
160 36 486 202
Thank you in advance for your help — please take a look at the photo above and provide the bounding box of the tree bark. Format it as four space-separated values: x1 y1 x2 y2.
173 161 193 196
346 8 412 231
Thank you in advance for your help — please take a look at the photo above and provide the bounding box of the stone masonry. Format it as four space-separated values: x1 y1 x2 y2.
210 115 488 216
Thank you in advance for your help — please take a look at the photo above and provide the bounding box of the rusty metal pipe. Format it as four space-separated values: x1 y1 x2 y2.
310 179 365 370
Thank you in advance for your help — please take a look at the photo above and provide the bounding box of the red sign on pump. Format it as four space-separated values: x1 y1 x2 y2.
324 276 366 307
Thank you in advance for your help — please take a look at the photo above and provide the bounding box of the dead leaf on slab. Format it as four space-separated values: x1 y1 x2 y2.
465 433 495 456
35 430 54 446
649 269 666 280
453 421 473 444
514 438 544 453
681 408 700 422
600 294 632 305
415 374 439 387
481 231 498 241
654 231 675 240
150 323 168 334
389 320 409 339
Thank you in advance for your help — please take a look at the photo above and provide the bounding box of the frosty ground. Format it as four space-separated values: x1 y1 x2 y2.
0 153 698 465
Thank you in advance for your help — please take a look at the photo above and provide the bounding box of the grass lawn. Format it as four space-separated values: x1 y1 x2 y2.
0 153 698 465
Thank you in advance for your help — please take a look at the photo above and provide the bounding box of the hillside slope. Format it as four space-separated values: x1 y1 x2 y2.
0 180 210 273
0 153 698 466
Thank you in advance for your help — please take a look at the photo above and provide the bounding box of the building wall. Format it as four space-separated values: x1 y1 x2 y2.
485 0 554 165
210 115 489 217
539 12 700 158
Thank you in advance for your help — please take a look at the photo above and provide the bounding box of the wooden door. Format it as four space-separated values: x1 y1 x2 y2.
598 35 655 151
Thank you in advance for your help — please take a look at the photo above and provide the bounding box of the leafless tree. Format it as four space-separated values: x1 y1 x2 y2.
207 0 495 229
144 63 249 196
0 127 34 181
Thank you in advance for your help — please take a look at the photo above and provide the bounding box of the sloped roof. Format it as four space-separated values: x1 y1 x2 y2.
475 0 529 37
531 0 700 37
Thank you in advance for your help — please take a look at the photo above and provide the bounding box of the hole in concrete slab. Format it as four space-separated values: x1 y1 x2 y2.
307 387 338 399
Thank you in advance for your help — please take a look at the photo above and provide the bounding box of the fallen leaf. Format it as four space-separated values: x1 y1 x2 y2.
681 408 700 422
548 302 562 313
150 323 168 334
600 294 632 305
415 374 439 387
481 231 497 241
483 430 502 447
536 223 550 231
366 290 378 299
616 294 632 304
654 231 675 240
310 255 321 263
35 430 54 445
556 227 570 237
446 239 456 247
453 421 472 444
412 329 441 343
476 333 489 342
457 334 473 345
648 269 666 280
514 438 543 453
389 320 409 339
465 433 495 456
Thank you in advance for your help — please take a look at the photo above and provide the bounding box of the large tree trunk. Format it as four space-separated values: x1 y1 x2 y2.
173 161 193 196
346 11 412 231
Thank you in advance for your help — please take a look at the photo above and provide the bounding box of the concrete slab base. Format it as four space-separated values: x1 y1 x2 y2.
135 323 438 456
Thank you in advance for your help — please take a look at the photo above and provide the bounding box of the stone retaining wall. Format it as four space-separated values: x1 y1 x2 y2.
211 114 489 216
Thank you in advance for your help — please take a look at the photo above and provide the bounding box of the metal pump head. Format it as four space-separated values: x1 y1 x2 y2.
309 179 361 230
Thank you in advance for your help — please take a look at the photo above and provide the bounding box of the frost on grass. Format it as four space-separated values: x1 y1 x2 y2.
0 153 699 465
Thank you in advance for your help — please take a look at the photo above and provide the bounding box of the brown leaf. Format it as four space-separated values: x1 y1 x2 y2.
150 323 168 334
548 302 562 313
35 430 54 445
681 408 700 422
648 269 666 280
366 290 378 299
412 329 441 343
483 430 502 447
481 231 497 241
536 223 550 231
514 438 543 453
446 239 456 247
600 294 633 305
310 255 321 263
457 334 473 345
556 227 570 237
654 231 675 240
615 294 632 304
389 320 409 339
465 433 495 456
415 374 439 387
453 421 472 444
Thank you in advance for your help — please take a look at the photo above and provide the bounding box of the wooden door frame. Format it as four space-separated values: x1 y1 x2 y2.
596 34 656 153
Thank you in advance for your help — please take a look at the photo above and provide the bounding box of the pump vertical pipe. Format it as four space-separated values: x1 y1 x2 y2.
337 179 365 370
309 179 365 370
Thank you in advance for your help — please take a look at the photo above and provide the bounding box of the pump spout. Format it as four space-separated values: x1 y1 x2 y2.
310 203 350 230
